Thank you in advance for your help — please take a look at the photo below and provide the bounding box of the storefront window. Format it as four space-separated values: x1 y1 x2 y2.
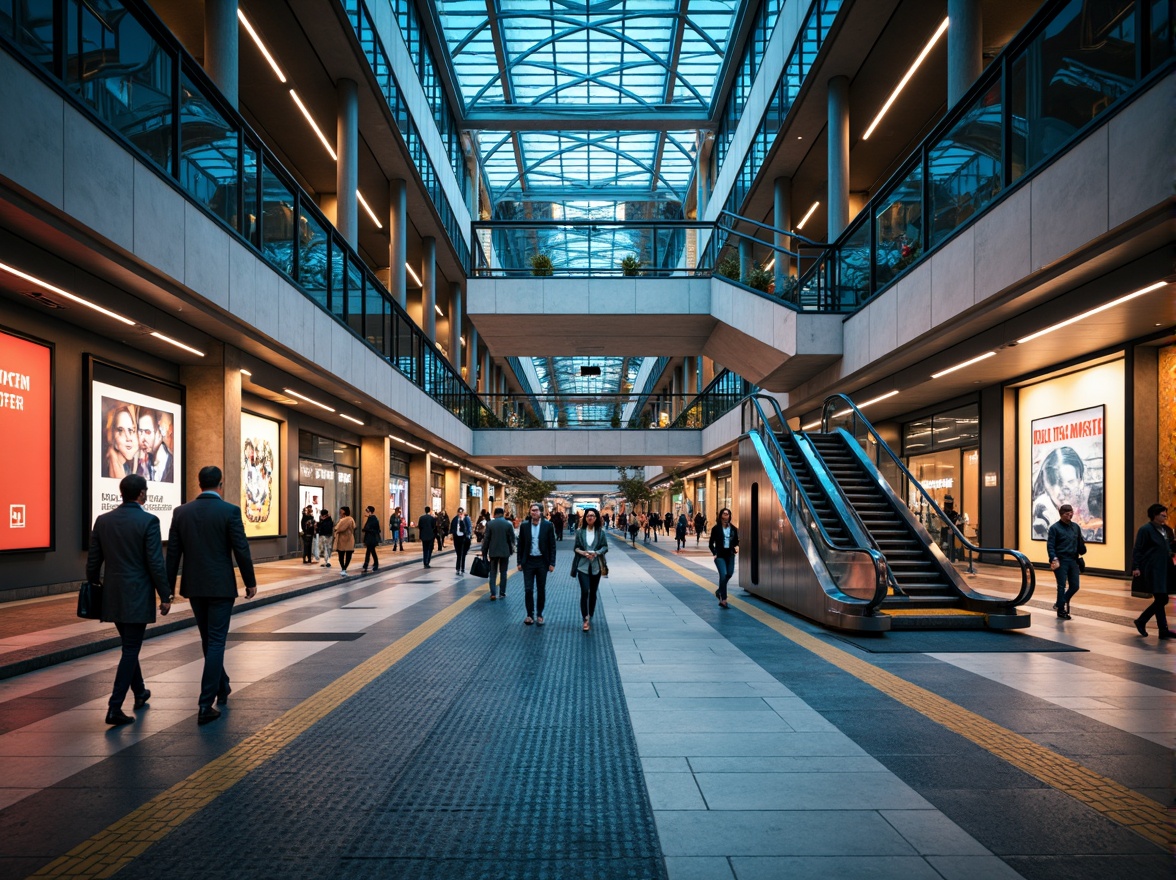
715 474 733 515
298 432 358 523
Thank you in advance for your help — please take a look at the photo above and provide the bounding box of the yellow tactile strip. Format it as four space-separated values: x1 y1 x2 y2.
30 584 487 879
634 543 1173 850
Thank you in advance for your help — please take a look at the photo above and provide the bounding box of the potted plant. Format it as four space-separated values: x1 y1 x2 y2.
745 261 773 292
530 253 554 276
620 254 644 276
716 255 740 281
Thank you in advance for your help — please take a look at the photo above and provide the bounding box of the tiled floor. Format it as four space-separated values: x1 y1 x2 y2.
0 538 1170 879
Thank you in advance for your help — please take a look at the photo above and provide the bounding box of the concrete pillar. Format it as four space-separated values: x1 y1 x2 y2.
773 176 792 289
670 366 680 417
180 342 242 508
701 356 716 387
948 0 983 108
685 357 698 399
466 325 479 387
204 0 238 108
336 78 359 247
739 237 753 281
481 347 491 396
360 436 390 534
827 75 850 240
408 455 431 536
444 466 461 518
422 236 436 343
449 283 463 372
388 179 407 309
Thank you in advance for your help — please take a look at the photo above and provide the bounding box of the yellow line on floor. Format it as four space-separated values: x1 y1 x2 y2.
30 580 493 879
633 542 1172 849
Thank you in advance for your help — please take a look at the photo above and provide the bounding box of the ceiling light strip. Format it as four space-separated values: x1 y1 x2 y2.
289 90 337 160
284 388 335 412
795 201 819 230
237 10 286 83
339 413 365 426
150 331 205 357
0 262 135 326
931 350 996 379
406 263 423 287
357 190 383 229
388 434 426 452
862 17 949 140
1015 282 1168 344
832 390 900 418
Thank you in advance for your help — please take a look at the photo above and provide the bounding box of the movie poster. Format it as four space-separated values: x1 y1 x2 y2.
0 329 52 551
300 485 325 517
92 379 183 534
241 412 280 537
1030 405 1105 543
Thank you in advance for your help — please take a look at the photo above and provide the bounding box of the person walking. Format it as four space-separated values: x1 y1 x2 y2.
418 508 437 568
708 507 740 609
436 510 449 551
166 466 256 725
1047 503 1083 619
482 507 516 601
627 514 640 546
694 511 707 546
675 513 688 552
300 505 316 564
1131 503 1174 639
87 474 172 725
361 505 382 572
664 510 673 536
334 506 356 576
640 511 651 544
572 507 609 632
649 511 661 541
551 508 565 541
451 506 473 575
517 503 557 625
389 507 403 552
316 509 335 568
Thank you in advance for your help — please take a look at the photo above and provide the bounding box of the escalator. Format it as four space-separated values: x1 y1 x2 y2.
740 394 1034 632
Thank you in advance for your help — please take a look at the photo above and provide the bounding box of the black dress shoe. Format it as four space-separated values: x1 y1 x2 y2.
133 689 151 710
216 685 232 706
1159 630 1173 640
197 706 222 725
105 708 134 725
1134 618 1148 637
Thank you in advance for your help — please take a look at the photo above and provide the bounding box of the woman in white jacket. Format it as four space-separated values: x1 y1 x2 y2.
572 508 609 632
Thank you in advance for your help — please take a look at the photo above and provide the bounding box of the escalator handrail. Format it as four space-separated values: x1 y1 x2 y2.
745 394 889 609
820 393 1035 605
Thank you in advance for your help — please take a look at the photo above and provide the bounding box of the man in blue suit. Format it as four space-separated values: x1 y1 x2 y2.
516 503 557 625
167 465 256 725
87 474 172 725
417 507 437 568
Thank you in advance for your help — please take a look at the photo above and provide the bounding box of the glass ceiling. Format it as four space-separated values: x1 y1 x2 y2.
531 356 646 424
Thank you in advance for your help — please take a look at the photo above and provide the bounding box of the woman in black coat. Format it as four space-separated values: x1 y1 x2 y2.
708 507 739 608
1131 503 1174 638
361 506 382 573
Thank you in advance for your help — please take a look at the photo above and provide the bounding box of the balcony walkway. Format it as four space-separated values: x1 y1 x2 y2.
0 539 1171 879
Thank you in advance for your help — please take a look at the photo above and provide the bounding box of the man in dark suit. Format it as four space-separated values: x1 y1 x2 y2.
167 465 256 725
483 507 516 601
516 503 556 625
417 507 437 568
87 474 172 725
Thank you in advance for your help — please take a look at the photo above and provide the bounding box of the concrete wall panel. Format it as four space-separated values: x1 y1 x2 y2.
0 53 64 207
973 184 1031 302
1108 74 1175 229
894 263 932 347
63 107 134 252
1030 126 1109 272
930 225 975 326
183 202 231 310
869 287 897 365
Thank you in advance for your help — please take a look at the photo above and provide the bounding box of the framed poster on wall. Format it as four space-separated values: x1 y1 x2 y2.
241 411 281 537
0 328 52 552
1030 405 1105 543
300 485 325 516
90 361 183 537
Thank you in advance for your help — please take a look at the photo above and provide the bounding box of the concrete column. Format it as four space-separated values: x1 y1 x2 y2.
388 179 407 309
481 348 491 396
695 149 708 216
738 237 753 281
948 0 983 108
449 283 463 372
704 468 716 520
685 357 698 399
774 176 792 289
180 342 242 508
204 0 238 109
670 366 680 417
466 325 479 387
827 75 850 240
444 466 461 519
336 78 359 247
408 455 431 536
701 356 716 387
360 436 390 534
422 236 436 343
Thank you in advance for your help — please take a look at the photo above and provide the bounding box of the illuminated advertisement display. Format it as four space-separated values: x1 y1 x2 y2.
0 329 52 551
1030 405 1105 543
241 412 281 537
92 377 183 535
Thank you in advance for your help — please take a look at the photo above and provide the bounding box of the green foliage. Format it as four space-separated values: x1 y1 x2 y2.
619 254 645 276
506 477 559 511
610 403 622 428
745 261 773 292
716 256 740 280
667 469 686 498
556 409 569 428
616 467 653 508
529 253 554 276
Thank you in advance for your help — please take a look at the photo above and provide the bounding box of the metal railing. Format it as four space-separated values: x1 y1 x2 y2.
744 394 889 607
670 370 755 429
478 392 705 430
792 0 1172 311
0 0 495 430
821 394 1035 604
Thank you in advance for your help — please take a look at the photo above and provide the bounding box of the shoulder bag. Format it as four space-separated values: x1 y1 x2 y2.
77 581 104 620
470 556 489 579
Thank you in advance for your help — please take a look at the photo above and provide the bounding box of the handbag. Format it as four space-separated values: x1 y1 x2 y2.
600 556 609 578
470 556 489 579
1130 574 1151 599
77 581 104 620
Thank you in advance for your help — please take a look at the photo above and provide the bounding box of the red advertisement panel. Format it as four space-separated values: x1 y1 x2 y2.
0 330 52 550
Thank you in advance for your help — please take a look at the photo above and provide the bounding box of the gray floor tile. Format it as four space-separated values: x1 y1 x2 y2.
654 810 918 856
695 771 932 811
880 809 994 856
635 731 869 758
687 756 889 774
925 855 1027 880
730 856 945 880
629 709 793 734
664 857 735 880
644 772 707 810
